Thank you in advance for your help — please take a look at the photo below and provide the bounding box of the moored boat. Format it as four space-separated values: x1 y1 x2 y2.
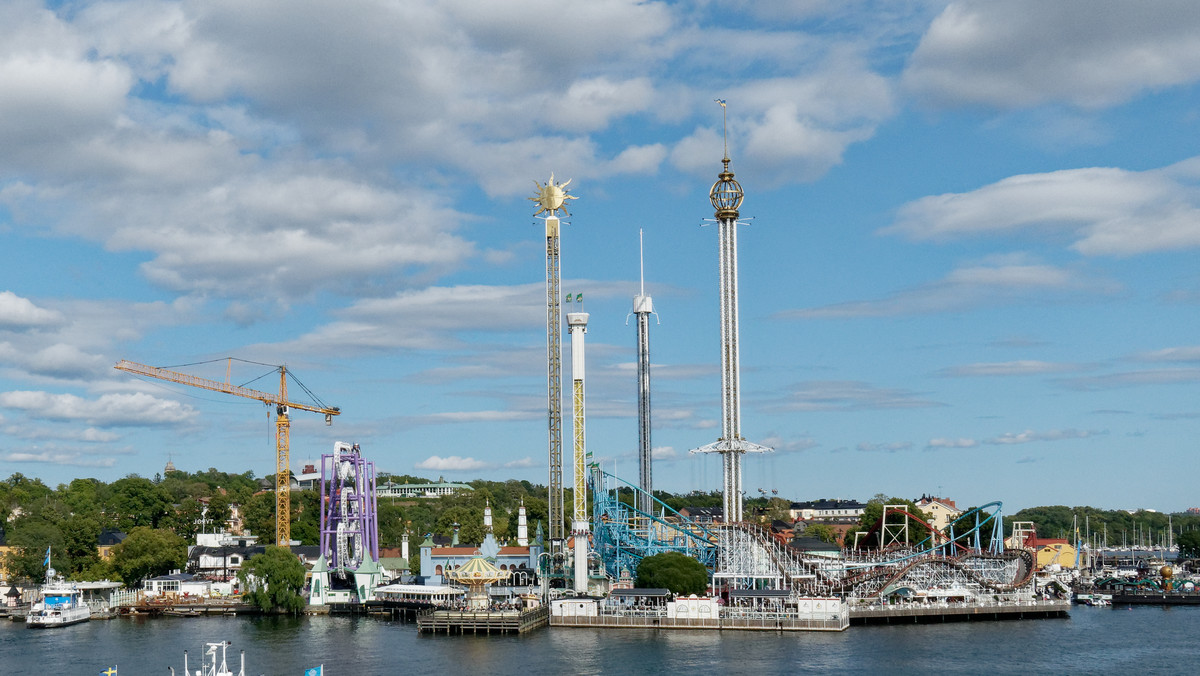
26 577 91 628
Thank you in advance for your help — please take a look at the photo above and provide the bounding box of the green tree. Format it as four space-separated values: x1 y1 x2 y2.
805 523 839 544
241 492 277 543
239 546 307 614
436 506 484 545
206 494 233 529
106 476 173 530
3 519 63 582
635 552 709 596
61 515 102 577
290 490 320 546
110 527 187 587
1179 530 1200 559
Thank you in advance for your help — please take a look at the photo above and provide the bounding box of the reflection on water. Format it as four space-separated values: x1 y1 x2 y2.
0 606 1196 675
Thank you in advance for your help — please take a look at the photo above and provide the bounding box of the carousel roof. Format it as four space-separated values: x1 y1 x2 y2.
445 554 510 585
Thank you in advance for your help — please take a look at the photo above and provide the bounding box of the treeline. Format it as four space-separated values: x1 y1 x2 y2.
5 468 1197 585
1002 505 1200 544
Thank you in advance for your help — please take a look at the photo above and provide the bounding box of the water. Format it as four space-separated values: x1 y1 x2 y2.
2 605 1196 675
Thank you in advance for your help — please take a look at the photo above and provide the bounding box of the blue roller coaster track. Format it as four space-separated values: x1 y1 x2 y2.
589 465 718 580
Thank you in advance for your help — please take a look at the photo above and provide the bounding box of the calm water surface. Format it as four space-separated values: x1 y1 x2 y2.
1 605 1195 675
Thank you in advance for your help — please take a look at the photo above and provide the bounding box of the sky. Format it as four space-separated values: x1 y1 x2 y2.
2 0 1200 514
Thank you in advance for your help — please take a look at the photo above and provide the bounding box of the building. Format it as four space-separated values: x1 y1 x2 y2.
143 571 212 598
97 530 126 561
915 495 962 531
377 477 474 499
419 532 542 587
677 506 723 525
294 461 322 490
187 531 264 582
1031 538 1078 570
788 499 865 521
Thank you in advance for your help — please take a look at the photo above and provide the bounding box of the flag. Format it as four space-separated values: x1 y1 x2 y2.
714 98 726 107
305 667 323 676
100 667 117 676
576 293 583 303
44 546 51 567
564 293 572 303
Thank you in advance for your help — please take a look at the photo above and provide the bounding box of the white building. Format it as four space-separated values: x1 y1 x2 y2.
915 495 962 531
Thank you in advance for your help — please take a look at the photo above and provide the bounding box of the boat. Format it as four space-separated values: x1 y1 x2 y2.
26 573 91 628
169 640 245 676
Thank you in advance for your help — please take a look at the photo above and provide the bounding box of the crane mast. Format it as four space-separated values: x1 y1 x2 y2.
114 359 340 547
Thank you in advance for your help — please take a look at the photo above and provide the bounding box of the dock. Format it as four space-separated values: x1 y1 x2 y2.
552 614 848 631
848 599 1070 624
120 601 259 616
416 606 549 635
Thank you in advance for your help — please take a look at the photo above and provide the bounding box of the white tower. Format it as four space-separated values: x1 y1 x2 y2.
691 101 771 524
518 499 529 547
567 300 590 594
631 231 657 516
484 499 493 532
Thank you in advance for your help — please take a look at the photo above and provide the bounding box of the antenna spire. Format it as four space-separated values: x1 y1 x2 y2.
715 99 729 162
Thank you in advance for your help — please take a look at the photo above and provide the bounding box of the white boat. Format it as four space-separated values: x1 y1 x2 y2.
26 575 91 628
170 641 245 676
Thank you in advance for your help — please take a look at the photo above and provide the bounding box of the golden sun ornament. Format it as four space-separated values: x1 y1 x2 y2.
530 173 578 217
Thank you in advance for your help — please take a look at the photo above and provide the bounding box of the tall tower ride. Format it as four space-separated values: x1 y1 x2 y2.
631 232 657 516
531 176 578 556
566 298 590 593
691 101 771 524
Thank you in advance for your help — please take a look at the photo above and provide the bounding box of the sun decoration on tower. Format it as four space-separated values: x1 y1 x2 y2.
530 173 579 217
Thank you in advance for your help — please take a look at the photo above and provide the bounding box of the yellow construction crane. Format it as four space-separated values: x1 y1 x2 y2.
114 358 340 548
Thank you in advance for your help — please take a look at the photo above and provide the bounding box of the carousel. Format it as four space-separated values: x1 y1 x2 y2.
444 554 510 610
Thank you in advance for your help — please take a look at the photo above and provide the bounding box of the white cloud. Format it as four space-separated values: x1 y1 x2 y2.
415 454 492 471
857 441 913 453
0 390 197 426
759 434 818 454
926 437 978 449
651 445 678 460
2 450 118 468
885 160 1200 256
0 291 64 330
780 258 1103 319
0 342 108 380
770 381 941 411
983 428 1103 445
904 1 1200 109
940 360 1082 377
1062 369 1200 391
1134 346 1200 363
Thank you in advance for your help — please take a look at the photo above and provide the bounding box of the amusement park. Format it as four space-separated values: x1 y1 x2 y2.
280 113 1069 634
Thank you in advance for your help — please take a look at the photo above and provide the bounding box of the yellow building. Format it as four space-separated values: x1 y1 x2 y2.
1033 538 1078 569
915 495 962 531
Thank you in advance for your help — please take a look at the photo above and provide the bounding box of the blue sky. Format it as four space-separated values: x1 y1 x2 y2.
3 0 1200 513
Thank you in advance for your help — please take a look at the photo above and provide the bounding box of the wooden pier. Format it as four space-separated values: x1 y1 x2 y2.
416 606 549 635
552 614 849 632
848 599 1070 625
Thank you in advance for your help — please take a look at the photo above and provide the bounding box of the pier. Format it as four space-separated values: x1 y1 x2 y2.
848 599 1069 624
552 613 848 632
416 606 549 635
